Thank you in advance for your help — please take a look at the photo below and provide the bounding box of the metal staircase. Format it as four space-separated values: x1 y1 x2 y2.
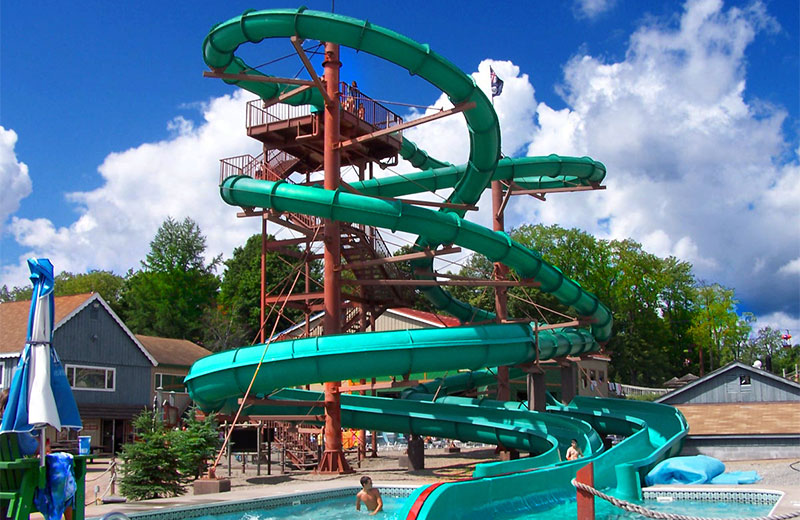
341 225 416 308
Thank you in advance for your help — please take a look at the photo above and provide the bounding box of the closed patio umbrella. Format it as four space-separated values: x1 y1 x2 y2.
1 259 82 464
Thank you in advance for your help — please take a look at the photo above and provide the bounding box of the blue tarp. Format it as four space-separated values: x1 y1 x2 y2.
646 455 761 486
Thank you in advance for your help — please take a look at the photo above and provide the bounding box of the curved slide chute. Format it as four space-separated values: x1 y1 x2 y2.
188 8 687 519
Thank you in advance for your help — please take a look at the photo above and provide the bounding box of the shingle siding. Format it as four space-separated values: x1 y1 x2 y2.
53 304 152 408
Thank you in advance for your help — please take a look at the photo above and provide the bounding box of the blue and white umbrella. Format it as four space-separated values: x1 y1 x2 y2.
1 259 82 462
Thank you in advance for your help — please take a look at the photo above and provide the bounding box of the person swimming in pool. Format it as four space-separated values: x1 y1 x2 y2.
356 476 383 515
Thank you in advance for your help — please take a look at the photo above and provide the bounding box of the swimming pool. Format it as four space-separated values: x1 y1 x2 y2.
105 487 781 520
194 496 408 520
107 487 414 520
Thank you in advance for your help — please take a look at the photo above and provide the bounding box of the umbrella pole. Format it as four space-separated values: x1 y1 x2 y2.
39 430 46 467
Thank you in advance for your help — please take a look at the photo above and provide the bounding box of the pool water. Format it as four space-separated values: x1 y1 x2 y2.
195 496 407 520
189 493 776 520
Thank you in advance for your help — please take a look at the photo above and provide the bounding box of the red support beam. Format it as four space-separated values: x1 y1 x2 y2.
317 42 352 475
492 180 511 402
576 462 596 520
264 292 324 304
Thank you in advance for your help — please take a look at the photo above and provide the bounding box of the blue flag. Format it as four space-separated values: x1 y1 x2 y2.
490 67 504 98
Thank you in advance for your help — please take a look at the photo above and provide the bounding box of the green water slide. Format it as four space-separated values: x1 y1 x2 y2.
188 8 687 519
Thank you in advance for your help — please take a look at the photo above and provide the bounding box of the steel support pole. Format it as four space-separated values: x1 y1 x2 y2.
492 180 511 401
317 42 352 474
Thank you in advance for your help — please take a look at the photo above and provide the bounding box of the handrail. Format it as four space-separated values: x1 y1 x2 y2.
340 82 403 134
219 154 257 184
246 100 314 127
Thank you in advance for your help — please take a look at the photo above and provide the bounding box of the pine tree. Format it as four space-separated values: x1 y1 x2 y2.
173 407 220 480
119 410 186 500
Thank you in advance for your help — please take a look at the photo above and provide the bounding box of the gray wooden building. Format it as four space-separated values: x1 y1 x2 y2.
0 292 210 453
0 293 154 452
656 361 800 460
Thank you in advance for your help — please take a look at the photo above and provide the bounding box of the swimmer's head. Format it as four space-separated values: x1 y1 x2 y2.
360 476 372 489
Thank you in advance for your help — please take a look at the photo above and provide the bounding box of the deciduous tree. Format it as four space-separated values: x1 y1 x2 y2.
120 217 220 342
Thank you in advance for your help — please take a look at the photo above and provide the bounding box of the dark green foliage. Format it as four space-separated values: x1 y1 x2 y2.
120 217 220 343
1 270 124 310
172 408 220 480
445 224 704 386
119 410 186 500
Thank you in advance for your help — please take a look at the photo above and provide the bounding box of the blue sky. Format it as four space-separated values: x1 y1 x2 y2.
1 0 798 330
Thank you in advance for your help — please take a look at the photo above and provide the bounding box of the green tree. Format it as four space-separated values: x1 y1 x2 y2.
1 270 124 308
746 326 800 375
689 283 746 372
0 284 32 302
659 257 698 374
119 410 186 500
120 217 220 342
55 270 125 309
172 407 220 480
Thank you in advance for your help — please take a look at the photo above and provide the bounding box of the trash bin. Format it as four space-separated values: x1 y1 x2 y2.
78 436 91 455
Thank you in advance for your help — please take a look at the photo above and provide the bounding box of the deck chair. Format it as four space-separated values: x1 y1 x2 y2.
0 433 91 520
0 433 45 520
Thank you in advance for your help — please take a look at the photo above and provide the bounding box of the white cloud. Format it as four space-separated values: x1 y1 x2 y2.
1 91 261 288
521 0 798 319
574 0 617 19
0 127 32 234
779 258 800 276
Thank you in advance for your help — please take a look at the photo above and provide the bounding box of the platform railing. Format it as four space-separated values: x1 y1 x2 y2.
219 153 258 184
246 100 314 127
244 86 403 137
340 82 403 134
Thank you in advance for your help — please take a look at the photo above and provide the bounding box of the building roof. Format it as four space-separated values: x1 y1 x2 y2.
676 402 800 435
0 292 159 365
135 335 212 367
656 361 800 404
0 293 91 354
385 308 460 328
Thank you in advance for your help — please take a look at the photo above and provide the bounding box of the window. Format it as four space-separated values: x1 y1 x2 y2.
739 375 751 386
589 369 596 381
65 364 115 391
0 364 5 388
154 373 187 393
